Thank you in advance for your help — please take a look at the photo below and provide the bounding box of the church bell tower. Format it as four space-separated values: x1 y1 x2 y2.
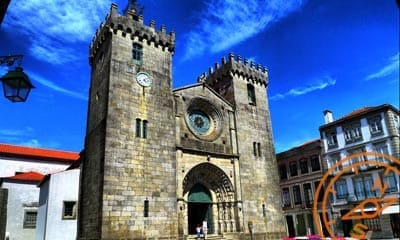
78 3 177 239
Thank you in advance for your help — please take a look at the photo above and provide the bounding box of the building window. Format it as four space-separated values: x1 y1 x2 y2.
23 211 37 228
353 177 364 200
353 176 375 200
303 183 313 207
132 43 143 65
282 188 291 207
247 84 256 105
293 185 302 205
382 172 397 193
326 130 338 149
63 201 77 219
279 164 287 180
136 118 148 139
144 199 149 217
289 161 298 177
253 142 261 157
143 120 148 139
136 118 141 138
348 148 366 165
300 158 308 174
328 154 342 173
343 122 363 144
368 116 383 136
314 181 323 202
262 204 266 217
335 179 348 199
374 142 389 162
310 155 321 172
362 217 381 231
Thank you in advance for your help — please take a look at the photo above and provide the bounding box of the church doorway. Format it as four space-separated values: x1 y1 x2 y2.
188 183 214 234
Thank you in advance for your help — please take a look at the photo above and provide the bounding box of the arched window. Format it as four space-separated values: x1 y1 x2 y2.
144 199 149 217
136 118 148 138
142 120 148 139
136 118 141 138
247 84 256 105
132 43 143 65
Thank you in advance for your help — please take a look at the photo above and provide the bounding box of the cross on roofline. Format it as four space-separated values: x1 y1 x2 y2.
123 0 144 16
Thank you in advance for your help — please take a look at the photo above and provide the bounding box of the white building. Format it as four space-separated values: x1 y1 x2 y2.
0 172 44 240
0 143 79 178
319 104 400 238
0 143 79 240
36 168 80 240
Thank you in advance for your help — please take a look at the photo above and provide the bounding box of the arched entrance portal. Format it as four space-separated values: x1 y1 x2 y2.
188 184 213 234
182 163 239 235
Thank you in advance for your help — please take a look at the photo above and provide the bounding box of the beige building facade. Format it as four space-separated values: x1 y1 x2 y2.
276 140 327 237
319 104 400 238
78 3 285 240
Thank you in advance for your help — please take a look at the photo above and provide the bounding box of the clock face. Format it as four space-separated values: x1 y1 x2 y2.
136 72 152 87
188 110 211 134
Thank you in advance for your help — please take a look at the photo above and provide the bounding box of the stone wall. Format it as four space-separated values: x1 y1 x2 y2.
205 54 286 235
80 4 177 239
385 109 400 159
0 188 7 240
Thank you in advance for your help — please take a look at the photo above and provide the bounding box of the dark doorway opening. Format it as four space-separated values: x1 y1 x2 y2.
340 210 353 237
188 202 212 234
188 183 213 234
286 215 295 237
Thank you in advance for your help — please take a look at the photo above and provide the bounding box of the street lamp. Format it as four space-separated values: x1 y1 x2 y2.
0 55 34 102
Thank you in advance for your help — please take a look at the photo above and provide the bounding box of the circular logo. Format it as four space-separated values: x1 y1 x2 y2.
313 152 400 239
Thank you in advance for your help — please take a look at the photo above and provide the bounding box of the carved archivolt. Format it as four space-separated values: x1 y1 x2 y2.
183 163 234 202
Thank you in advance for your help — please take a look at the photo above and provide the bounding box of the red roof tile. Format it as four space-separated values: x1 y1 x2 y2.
0 143 79 162
320 104 399 130
338 106 373 121
299 139 320 147
8 171 44 182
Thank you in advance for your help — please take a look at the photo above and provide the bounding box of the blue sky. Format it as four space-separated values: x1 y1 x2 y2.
0 0 398 153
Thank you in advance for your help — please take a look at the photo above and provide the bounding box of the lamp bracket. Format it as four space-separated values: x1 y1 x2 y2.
0 55 24 67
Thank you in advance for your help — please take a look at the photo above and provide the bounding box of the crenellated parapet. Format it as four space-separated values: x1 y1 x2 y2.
199 52 269 88
89 3 175 65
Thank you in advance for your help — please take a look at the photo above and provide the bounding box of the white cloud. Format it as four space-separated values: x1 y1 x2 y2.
0 127 61 149
28 71 88 100
365 53 399 81
29 39 79 65
270 75 336 101
3 0 111 65
19 139 41 148
0 66 7 76
182 0 304 60
0 128 33 137
0 127 35 142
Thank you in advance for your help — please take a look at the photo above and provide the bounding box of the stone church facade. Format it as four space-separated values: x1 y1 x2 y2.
78 3 285 240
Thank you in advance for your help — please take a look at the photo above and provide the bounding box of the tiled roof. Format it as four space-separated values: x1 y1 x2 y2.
0 143 79 162
320 104 399 129
337 106 374 122
277 139 321 156
299 139 320 147
8 171 44 182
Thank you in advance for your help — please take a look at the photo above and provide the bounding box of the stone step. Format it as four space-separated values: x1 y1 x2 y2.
186 234 226 240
